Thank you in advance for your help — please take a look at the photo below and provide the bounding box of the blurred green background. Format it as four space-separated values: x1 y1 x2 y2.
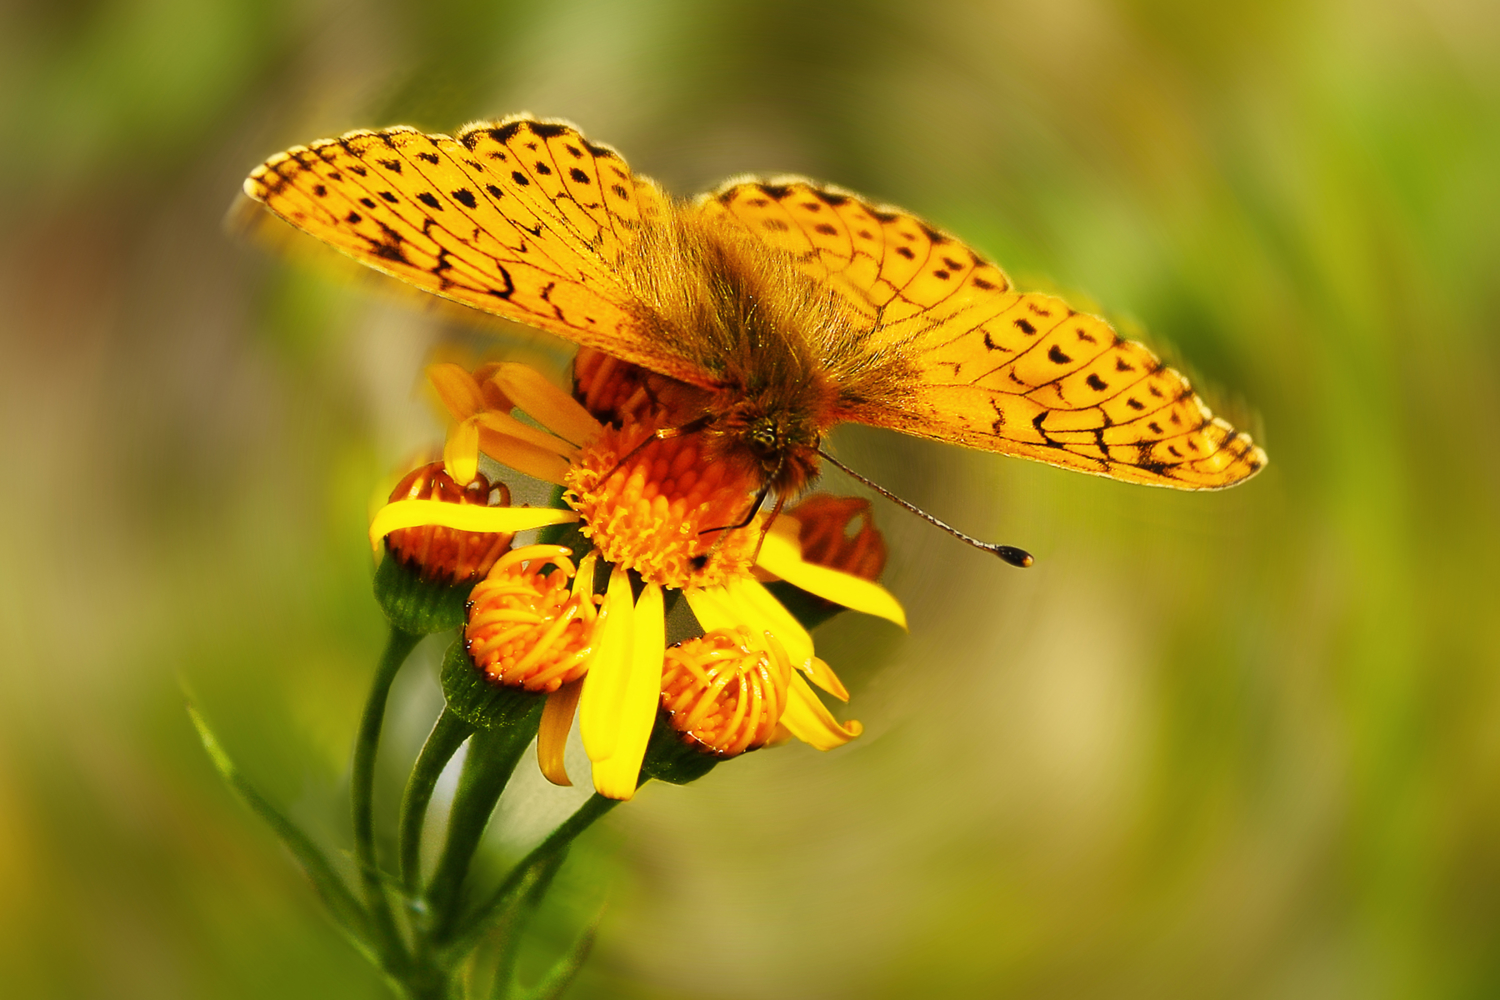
2 0 1498 996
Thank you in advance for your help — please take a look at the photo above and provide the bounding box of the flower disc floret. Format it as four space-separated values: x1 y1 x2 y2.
465 546 600 692
564 422 759 590
660 627 792 757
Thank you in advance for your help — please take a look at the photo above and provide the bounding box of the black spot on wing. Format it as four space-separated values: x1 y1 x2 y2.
489 122 523 144
417 192 441 210
530 122 568 139
1086 374 1108 391
569 167 590 184
1048 345 1071 364
418 152 439 164
452 188 477 208
511 171 530 187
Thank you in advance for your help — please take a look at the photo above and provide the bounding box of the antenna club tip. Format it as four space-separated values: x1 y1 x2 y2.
996 546 1034 568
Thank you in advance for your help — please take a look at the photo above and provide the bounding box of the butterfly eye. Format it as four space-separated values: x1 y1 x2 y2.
746 418 780 456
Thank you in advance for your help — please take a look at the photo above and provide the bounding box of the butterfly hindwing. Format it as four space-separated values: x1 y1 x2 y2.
703 178 1266 490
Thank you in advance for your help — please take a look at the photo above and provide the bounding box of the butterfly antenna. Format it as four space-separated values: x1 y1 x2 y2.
817 449 1034 568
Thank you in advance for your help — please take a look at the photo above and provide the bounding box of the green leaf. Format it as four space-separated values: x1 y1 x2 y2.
512 904 604 1000
186 703 373 951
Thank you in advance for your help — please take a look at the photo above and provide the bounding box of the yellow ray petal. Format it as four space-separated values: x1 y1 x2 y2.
476 410 580 459
427 363 486 420
590 582 666 801
443 415 482 486
724 576 815 670
477 428 573 485
368 500 576 554
779 671 862 751
683 585 736 635
490 363 603 447
803 657 850 703
755 519 907 629
579 568 636 762
538 679 583 787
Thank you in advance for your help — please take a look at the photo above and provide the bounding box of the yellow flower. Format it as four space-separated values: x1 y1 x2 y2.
371 361 905 800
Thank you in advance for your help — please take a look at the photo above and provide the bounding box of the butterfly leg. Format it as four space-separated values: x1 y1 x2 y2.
698 485 771 539
600 413 715 482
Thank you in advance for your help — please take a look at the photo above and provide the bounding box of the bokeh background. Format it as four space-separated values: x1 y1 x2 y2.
3 0 1498 996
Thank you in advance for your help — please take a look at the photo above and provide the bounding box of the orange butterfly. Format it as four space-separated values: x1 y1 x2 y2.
245 114 1265 549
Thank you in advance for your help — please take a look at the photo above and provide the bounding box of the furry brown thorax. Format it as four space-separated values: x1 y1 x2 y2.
618 210 916 496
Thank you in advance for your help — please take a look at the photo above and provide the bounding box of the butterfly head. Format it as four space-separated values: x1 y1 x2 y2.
715 398 822 496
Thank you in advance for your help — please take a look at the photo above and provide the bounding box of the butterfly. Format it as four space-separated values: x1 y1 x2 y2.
244 114 1265 537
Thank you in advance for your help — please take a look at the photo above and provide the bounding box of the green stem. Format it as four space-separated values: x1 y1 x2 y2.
399 708 474 897
353 625 423 972
425 708 545 942
440 793 619 957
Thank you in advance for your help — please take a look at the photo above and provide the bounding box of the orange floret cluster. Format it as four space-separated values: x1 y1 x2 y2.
564 422 760 591
660 627 791 757
464 548 599 692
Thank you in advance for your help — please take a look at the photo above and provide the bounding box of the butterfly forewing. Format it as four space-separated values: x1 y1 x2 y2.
706 178 1265 490
244 119 699 382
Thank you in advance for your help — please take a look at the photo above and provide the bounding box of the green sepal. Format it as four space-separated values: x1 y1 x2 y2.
638 710 723 786
764 579 846 631
373 548 476 635
440 638 546 731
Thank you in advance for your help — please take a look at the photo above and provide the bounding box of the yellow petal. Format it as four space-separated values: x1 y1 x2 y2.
579 568 636 762
779 671 862 751
683 585 737 635
803 657 850 703
427 363 486 420
476 410 579 459
755 519 907 629
590 582 665 801
443 416 482 486
477 428 573 485
368 500 576 554
537 680 583 787
725 576 815 671
490 363 602 447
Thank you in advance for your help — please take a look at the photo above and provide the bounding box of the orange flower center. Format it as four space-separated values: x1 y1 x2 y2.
660 627 792 757
564 421 760 590
464 548 599 692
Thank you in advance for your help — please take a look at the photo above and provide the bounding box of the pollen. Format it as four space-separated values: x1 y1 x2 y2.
464 546 600 692
564 420 760 590
386 462 514 582
660 627 791 757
